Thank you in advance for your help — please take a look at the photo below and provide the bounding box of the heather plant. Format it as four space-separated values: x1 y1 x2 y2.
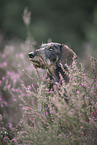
10 57 97 145
0 41 97 144
0 8 97 145
0 8 43 143
0 38 44 143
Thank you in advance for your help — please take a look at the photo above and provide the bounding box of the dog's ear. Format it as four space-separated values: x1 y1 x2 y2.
60 44 77 66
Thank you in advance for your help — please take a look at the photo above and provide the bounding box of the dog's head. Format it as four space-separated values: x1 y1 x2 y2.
28 42 77 77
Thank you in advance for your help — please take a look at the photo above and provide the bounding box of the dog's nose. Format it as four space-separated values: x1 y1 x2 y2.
28 52 35 58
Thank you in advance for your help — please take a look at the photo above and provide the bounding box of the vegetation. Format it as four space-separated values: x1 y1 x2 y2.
0 37 97 144
0 3 97 145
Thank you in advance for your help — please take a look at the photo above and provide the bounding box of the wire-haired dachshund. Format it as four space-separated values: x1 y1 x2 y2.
28 42 77 89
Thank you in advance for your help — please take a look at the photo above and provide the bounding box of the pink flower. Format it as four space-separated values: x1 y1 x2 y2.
0 80 2 84
9 123 12 128
2 77 5 80
2 54 6 58
3 62 7 67
91 111 97 120
1 104 4 108
13 98 17 102
25 106 33 110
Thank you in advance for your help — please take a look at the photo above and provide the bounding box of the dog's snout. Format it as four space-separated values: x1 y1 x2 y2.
28 52 35 58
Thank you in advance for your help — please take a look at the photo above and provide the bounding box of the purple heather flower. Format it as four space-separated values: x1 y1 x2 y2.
1 104 4 108
3 62 7 67
13 98 17 102
0 80 2 84
2 54 6 58
77 91 79 94
2 77 5 80
9 123 12 128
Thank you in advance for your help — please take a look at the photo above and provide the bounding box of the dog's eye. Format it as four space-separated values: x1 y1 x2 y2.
49 47 53 51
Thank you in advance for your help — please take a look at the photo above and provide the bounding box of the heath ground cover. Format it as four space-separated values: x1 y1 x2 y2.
0 38 97 145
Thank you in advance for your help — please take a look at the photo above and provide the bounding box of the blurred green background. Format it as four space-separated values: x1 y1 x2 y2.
0 0 97 56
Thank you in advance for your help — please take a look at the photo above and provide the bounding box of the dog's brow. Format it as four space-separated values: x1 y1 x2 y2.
41 45 51 50
38 47 45 51
41 43 61 48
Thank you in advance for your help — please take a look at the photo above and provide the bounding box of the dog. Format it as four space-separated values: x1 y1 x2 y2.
28 42 77 89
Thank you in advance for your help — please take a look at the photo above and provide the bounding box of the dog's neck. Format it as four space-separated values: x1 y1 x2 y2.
55 64 69 83
47 63 69 86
